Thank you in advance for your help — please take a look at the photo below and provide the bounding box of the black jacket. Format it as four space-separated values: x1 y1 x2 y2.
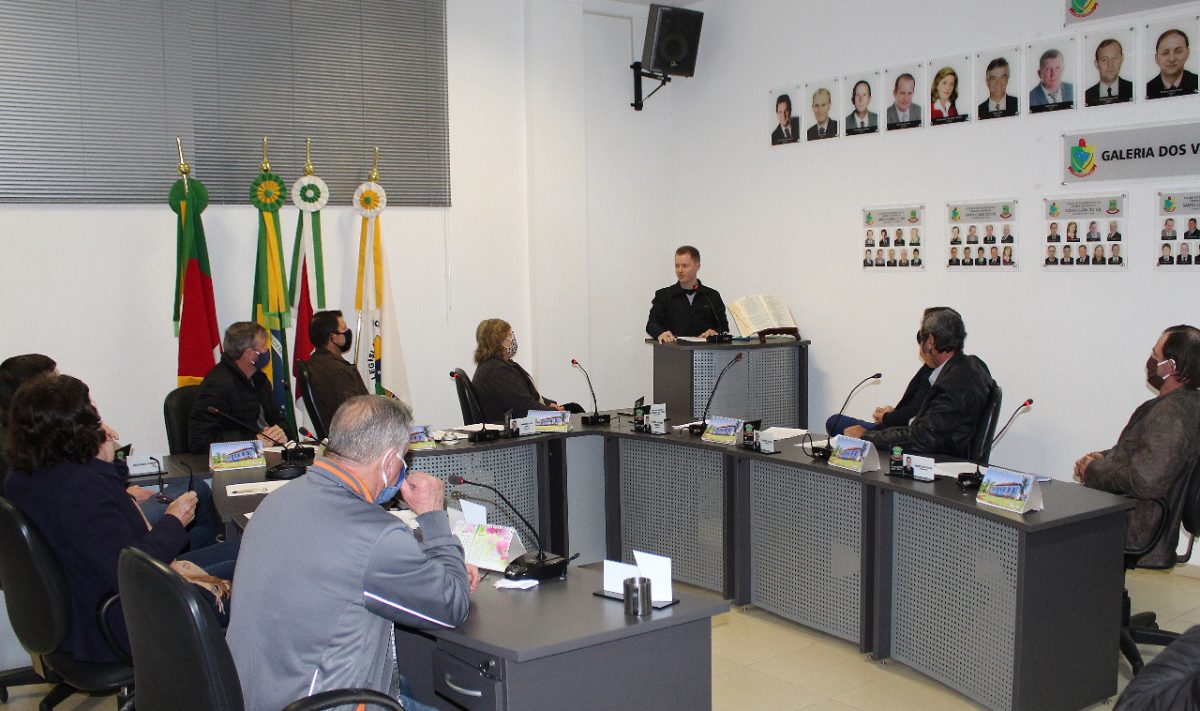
1116 622 1200 709
862 351 993 458
646 281 729 338
5 459 188 662
880 365 934 428
472 357 553 423
305 348 369 430
188 354 286 454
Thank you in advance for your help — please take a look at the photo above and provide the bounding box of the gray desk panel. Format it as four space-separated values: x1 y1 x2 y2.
619 439 725 592
750 460 863 643
891 493 1017 711
413 444 540 552
692 348 799 428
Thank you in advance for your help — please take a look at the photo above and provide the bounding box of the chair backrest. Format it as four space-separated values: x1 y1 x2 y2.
453 368 484 426
117 547 244 711
0 497 71 656
1179 457 1200 537
969 382 1003 463
164 385 201 455
294 359 328 440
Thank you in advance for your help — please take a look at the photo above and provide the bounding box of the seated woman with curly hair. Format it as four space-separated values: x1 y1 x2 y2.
2 374 237 663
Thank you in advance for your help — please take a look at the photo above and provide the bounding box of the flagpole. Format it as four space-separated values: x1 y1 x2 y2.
353 147 382 368
176 136 190 195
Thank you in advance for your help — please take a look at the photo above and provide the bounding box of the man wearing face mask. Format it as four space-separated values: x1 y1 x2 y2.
844 307 994 459
187 322 291 454
1076 325 1200 568
227 395 478 711
303 310 369 429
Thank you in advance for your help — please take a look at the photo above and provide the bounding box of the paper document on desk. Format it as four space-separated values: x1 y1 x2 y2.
454 423 506 433
225 480 289 497
761 427 806 440
452 520 526 572
934 462 979 479
676 336 708 342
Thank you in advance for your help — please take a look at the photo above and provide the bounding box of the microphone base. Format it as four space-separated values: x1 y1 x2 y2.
282 445 315 463
809 446 832 462
468 429 501 444
705 334 733 344
266 462 308 480
582 413 611 426
688 423 707 437
504 552 569 581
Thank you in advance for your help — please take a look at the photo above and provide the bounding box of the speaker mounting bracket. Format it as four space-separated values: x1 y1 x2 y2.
630 61 671 111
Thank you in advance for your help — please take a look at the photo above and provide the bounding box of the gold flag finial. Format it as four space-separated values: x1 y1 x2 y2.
303 137 315 176
368 146 380 182
176 137 191 177
260 136 271 173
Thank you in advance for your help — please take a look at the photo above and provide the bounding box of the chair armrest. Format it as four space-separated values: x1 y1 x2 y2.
1126 498 1171 561
96 593 133 667
281 688 406 711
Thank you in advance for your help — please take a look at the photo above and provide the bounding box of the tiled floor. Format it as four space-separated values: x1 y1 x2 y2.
6 566 1200 710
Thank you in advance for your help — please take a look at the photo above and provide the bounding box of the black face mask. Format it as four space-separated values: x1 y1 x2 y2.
335 329 353 354
1146 355 1173 391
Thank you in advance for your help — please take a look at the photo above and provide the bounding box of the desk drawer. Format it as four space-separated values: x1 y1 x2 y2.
433 645 503 711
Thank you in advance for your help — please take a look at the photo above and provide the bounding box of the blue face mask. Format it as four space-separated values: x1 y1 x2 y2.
252 349 270 371
374 456 407 504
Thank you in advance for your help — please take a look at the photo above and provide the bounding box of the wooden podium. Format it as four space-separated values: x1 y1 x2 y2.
648 339 809 428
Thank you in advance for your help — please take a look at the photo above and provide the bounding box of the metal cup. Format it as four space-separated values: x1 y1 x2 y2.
624 576 652 616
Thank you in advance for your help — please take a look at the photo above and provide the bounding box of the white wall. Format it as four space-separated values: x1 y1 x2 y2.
668 0 1200 478
10 0 1189 488
0 0 537 453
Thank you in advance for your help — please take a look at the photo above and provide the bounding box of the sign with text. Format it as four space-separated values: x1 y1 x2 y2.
1063 121 1200 183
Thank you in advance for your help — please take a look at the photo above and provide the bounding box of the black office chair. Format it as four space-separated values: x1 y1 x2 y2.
967 382 1003 463
451 368 485 426
164 384 201 455
295 359 329 440
0 497 134 710
1119 457 1200 674
117 547 404 711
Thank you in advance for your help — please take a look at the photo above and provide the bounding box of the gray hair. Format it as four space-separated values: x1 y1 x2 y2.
920 307 966 353
223 322 266 355
327 395 413 463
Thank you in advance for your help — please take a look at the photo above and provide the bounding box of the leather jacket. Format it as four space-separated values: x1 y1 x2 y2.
861 351 993 458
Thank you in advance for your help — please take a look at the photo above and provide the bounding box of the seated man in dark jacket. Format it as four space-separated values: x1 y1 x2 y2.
827 324 936 436
846 307 994 459
1077 324 1200 568
303 309 369 430
646 245 729 344
188 322 291 454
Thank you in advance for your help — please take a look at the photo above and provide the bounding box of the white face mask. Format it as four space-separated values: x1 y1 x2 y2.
505 334 519 360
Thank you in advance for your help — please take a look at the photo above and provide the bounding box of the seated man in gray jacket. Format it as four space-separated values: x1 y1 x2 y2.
227 395 480 711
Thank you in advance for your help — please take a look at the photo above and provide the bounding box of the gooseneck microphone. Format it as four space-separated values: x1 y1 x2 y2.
449 475 571 581
689 352 745 436
960 398 1033 490
813 372 882 461
990 399 1033 448
694 284 731 343
571 359 610 426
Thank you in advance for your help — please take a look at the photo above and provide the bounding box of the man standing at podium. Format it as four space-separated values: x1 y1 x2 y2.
646 245 729 344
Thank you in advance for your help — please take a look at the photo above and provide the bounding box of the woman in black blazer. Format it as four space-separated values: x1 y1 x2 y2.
3 375 235 663
472 319 575 423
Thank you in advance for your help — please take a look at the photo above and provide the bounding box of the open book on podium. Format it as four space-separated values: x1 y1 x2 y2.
728 294 801 342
